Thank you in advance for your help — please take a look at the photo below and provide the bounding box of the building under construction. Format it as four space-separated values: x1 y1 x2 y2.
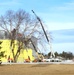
0 11 54 63
0 30 40 63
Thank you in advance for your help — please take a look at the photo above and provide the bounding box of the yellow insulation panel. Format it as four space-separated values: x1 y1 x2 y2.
0 39 34 62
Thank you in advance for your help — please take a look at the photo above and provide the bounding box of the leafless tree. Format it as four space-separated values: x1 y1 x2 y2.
0 9 43 62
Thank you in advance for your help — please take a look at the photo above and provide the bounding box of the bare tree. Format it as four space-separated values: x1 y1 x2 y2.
0 9 43 62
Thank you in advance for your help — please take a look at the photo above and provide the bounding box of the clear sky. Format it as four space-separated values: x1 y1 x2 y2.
0 0 74 54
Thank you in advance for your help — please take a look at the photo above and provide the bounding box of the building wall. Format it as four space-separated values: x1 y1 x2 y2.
0 39 34 62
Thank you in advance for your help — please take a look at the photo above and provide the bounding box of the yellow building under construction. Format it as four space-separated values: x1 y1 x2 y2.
0 39 35 63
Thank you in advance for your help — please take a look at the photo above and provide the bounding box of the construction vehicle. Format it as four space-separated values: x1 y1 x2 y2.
32 10 55 58
29 38 44 62
32 10 63 62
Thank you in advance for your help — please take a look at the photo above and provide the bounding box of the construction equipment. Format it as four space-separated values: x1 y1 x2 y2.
32 10 55 58
30 39 44 62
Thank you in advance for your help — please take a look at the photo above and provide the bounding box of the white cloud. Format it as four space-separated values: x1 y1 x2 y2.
56 6 74 11
46 22 74 31
59 3 74 10
0 0 21 6
65 2 74 6
50 2 74 11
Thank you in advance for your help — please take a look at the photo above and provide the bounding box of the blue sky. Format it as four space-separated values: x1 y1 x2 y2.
0 0 74 54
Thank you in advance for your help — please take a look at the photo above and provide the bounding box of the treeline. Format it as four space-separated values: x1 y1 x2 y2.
48 51 74 60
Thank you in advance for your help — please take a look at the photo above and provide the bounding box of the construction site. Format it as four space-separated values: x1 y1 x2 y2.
0 10 74 64
0 10 56 64
0 0 74 75
0 9 74 75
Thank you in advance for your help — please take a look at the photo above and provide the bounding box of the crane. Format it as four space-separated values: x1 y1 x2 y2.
30 39 44 62
31 10 55 58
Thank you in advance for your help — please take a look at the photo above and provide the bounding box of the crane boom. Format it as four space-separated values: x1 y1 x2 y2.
30 39 44 62
32 10 49 42
32 10 55 58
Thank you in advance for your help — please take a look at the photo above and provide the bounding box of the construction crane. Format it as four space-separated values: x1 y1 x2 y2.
30 39 44 62
32 10 55 58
